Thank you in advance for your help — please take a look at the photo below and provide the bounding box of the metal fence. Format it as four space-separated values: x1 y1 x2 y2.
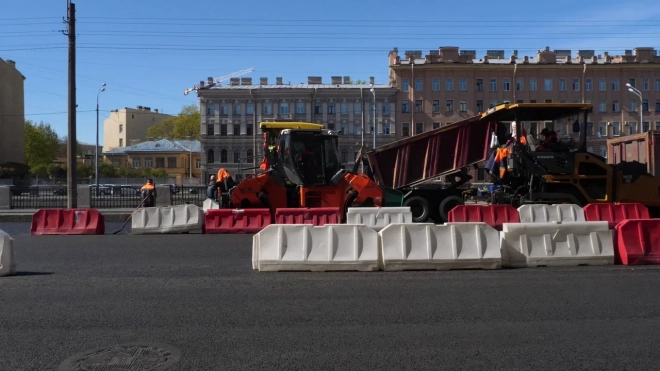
9 185 68 209
171 185 207 207
89 185 145 209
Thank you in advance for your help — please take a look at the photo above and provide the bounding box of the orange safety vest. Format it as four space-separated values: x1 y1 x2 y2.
495 148 511 178
141 183 155 191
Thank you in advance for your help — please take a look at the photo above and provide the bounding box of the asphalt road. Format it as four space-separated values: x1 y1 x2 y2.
2 223 660 370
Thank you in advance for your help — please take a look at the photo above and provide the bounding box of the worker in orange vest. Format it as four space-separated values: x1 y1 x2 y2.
140 179 157 207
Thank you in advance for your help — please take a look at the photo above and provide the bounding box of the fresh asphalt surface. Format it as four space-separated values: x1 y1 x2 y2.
2 223 660 370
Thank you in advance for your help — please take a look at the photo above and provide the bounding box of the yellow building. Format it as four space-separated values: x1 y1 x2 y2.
0 58 26 164
103 139 202 184
103 106 174 152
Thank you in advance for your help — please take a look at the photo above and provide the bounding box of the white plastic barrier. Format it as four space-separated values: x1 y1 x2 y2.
253 224 379 272
379 223 502 271
202 199 220 213
346 207 413 231
132 204 204 235
517 204 585 223
0 229 16 277
500 221 614 267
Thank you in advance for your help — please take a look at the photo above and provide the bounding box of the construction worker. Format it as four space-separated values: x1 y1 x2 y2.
207 175 217 200
140 179 157 207
216 168 235 194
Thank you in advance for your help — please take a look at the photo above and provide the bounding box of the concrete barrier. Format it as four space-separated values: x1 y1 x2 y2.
202 199 220 213
346 207 413 231
131 204 204 234
0 229 16 277
379 223 502 271
253 224 379 272
500 221 614 268
518 204 585 223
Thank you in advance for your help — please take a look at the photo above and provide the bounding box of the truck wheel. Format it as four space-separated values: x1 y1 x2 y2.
438 195 463 223
403 196 430 223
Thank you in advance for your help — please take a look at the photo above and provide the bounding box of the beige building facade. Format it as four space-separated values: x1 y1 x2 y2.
196 76 398 181
103 106 173 152
0 58 26 164
389 46 660 167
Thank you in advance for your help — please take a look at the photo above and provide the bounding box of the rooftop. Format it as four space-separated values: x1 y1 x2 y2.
208 83 392 90
104 139 201 155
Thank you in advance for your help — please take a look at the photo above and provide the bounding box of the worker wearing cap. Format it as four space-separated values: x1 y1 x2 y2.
140 178 157 207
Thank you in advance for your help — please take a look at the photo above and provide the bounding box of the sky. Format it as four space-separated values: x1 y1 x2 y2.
2 0 660 145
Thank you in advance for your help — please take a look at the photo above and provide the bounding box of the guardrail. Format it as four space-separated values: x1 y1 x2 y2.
9 186 68 209
170 185 207 207
90 185 144 209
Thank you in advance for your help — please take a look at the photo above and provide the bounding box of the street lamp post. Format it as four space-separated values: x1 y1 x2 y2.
95 83 106 194
626 83 643 132
370 84 376 148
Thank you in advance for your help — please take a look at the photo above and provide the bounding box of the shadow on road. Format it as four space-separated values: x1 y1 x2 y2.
11 271 54 277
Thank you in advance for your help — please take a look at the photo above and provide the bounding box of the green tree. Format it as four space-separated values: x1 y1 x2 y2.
147 104 200 140
25 120 60 172
77 163 94 178
99 162 119 178
353 79 369 85
150 168 168 178
146 118 176 139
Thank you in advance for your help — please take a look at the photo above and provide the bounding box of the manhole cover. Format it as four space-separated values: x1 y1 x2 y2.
58 342 181 371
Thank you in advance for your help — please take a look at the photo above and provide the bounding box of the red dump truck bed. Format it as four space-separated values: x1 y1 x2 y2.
366 115 492 189
607 130 660 177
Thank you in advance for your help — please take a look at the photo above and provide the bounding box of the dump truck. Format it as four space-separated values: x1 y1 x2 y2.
362 103 660 222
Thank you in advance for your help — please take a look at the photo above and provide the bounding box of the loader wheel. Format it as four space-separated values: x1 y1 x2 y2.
438 195 463 223
403 196 430 223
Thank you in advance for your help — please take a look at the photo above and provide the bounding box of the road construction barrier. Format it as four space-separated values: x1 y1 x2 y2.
584 203 650 229
132 204 204 235
500 221 614 268
205 208 271 234
31 209 105 235
378 223 502 271
448 204 519 230
615 219 660 265
517 204 585 223
202 199 220 213
275 208 341 226
253 224 379 272
346 207 414 231
0 229 16 277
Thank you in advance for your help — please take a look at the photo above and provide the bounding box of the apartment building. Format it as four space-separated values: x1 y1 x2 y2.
389 46 660 165
0 58 26 164
196 76 398 181
103 106 173 152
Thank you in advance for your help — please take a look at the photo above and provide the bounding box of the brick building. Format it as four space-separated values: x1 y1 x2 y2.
389 46 660 179
196 76 398 181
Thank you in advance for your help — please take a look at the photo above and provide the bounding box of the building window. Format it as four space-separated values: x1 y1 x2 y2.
341 102 349 114
233 123 241 135
314 103 322 114
220 104 228 115
598 122 606 136
446 100 454 112
643 122 650 132
341 150 348 163
263 103 272 114
233 103 241 115
401 123 410 137
207 104 215 115
459 78 467 92
612 122 620 136
490 78 497 91
119 124 123 133
220 124 227 136
544 79 552 91
415 78 423 91
586 122 593 136
354 102 361 114
119 138 123 147
402 100 410 113
132 159 140 168
489 100 498 108
247 103 254 115
628 121 637 135
327 103 335 114
630 99 637 112
476 100 484 113
643 99 649 112
296 102 305 114
599 100 606 112
246 149 254 163
156 157 165 168
629 78 636 88
446 78 454 91
233 150 240 163
383 123 390 134
586 79 592 91
432 100 440 113
612 100 620 112
545 99 553 103
327 123 335 130
415 122 424 135
432 79 440 91
656 79 660 91
612 79 619 91
433 122 440 129
656 100 660 111
503 79 511 91
415 100 423 113
529 78 537 91
219 149 227 163
516 78 524 91
207 124 214 135
642 79 649 91
559 79 567 91
246 124 253 136
476 79 483 91
383 103 390 114
341 123 349 135
195 159 201 168
459 101 467 112
279 103 289 115
353 124 361 135
599 78 606 91
402 79 409 92
573 79 580 91
167 157 176 168
144 159 152 168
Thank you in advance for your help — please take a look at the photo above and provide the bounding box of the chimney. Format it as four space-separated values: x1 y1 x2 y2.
308 76 322 84
6 59 15 68
369 76 375 85
523 56 529 64
331 76 342 85
260 77 268 85
207 77 213 85
483 55 489 64
199 80 205 87
591 56 598 64
230 78 240 86
137 105 143 110
513 50 518 57
343 76 351 84
144 107 151 111
240 77 252 85
276 77 283 85
154 109 159 113
578 55 584 64
510 55 516 64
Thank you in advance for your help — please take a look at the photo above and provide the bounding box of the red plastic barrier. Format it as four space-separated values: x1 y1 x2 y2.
275 208 341 226
447 204 519 230
30 209 105 235
205 208 271 234
615 219 660 265
584 203 650 229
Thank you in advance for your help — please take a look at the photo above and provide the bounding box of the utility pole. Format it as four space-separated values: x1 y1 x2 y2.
63 1 77 208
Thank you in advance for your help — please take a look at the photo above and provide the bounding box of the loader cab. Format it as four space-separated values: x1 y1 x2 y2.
279 128 342 186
